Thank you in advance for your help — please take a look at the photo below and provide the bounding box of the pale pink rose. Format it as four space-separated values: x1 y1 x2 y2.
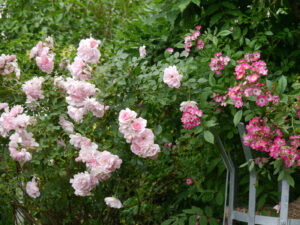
36 50 54 74
53 76 66 90
139 45 146 58
131 117 147 135
67 106 87 123
273 202 281 213
9 130 39 149
64 78 96 104
59 116 74 133
118 108 137 125
1 113 15 131
93 150 122 172
179 101 198 112
78 142 98 166
141 143 160 159
91 166 111 181
77 38 101 64
166 48 174 54
83 98 105 118
70 172 99 196
9 147 32 163
163 66 183 89
68 57 92 80
131 128 155 156
69 133 91 149
14 114 31 129
0 103 8 111
0 54 21 79
26 177 40 198
10 105 23 117
105 106 110 111
104 197 123 208
22 77 45 103
30 41 43 59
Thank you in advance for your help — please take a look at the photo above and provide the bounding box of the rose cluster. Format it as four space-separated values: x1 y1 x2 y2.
54 38 106 123
163 65 183 89
180 101 203 129
22 77 45 104
68 38 101 80
243 117 300 168
209 52 230 75
227 52 279 108
69 133 122 196
212 93 227 107
118 108 160 159
0 104 38 163
184 25 204 57
30 36 55 74
0 54 21 79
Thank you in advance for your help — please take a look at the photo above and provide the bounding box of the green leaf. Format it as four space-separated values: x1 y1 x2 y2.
162 219 175 225
199 216 207 225
257 194 268 210
191 0 200 5
292 83 300 90
218 30 232 37
216 191 223 205
210 13 223 27
222 1 237 9
204 131 214 144
204 206 213 217
278 76 287 93
189 215 197 225
278 171 284 181
265 31 273 35
175 0 192 12
198 78 208 84
287 174 295 187
212 36 218 46
154 125 162 135
233 110 243 126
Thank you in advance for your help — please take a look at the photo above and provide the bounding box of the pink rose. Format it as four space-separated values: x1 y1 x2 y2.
131 118 147 135
67 106 87 123
118 108 137 125
91 166 111 181
36 50 54 74
10 105 23 117
141 143 160 159
59 116 74 133
179 101 198 112
22 77 45 103
104 197 123 208
83 98 105 118
166 48 174 54
68 57 92 81
131 128 155 156
26 177 40 198
70 172 99 196
77 38 101 64
94 150 122 173
163 66 183 89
